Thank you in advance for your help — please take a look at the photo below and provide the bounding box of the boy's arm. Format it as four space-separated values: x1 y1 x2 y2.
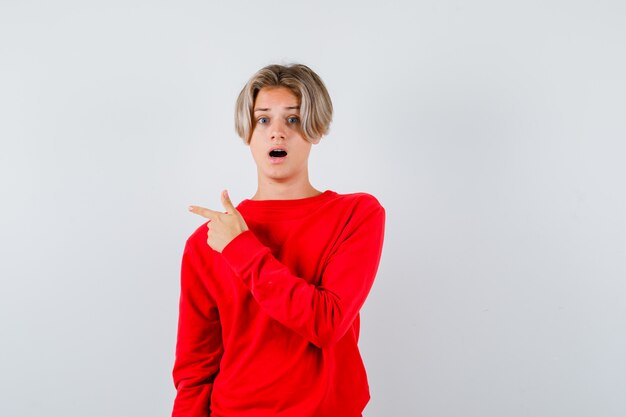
221 201 385 349
172 240 223 417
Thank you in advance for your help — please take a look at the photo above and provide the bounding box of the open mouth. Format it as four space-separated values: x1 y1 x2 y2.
269 149 288 158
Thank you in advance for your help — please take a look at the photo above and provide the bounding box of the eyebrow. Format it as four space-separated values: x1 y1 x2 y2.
254 106 300 112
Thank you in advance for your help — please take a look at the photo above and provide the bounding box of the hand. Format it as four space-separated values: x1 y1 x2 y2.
188 190 249 253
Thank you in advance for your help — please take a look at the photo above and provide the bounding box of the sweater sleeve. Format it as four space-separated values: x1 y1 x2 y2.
221 202 385 348
172 238 224 417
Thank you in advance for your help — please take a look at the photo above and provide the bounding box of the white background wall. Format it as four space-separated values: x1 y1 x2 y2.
1 1 625 416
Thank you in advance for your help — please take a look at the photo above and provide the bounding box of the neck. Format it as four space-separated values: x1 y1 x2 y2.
252 173 321 201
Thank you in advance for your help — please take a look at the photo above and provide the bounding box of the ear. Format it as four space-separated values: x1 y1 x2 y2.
309 136 322 145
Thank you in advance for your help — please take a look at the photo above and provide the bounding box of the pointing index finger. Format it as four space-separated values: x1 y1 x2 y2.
188 205 220 220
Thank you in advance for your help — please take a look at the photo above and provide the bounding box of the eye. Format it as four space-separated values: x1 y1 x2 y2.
287 116 300 124
257 116 269 124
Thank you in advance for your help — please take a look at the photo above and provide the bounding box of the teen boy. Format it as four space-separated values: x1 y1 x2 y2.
172 64 385 417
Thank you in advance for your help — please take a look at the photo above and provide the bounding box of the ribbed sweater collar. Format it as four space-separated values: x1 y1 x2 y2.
237 190 337 220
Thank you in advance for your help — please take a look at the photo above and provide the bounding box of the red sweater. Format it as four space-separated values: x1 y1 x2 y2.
172 190 385 417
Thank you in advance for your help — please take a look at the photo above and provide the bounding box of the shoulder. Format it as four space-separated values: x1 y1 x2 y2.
329 191 385 215
327 192 385 247
183 221 211 255
326 191 386 231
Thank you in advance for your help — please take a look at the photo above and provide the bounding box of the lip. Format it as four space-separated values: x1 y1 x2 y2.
268 147 288 164
269 146 288 153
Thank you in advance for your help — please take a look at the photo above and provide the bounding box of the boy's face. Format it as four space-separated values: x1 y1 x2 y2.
249 87 315 184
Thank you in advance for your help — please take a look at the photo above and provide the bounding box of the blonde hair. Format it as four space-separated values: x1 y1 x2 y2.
235 64 333 144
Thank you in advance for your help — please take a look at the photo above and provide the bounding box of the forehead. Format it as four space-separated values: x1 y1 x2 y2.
254 87 300 109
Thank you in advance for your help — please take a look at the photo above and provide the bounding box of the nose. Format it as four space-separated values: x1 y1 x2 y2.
270 120 287 141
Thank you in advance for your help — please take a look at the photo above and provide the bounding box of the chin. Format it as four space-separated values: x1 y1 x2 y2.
259 167 288 180
266 173 292 181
